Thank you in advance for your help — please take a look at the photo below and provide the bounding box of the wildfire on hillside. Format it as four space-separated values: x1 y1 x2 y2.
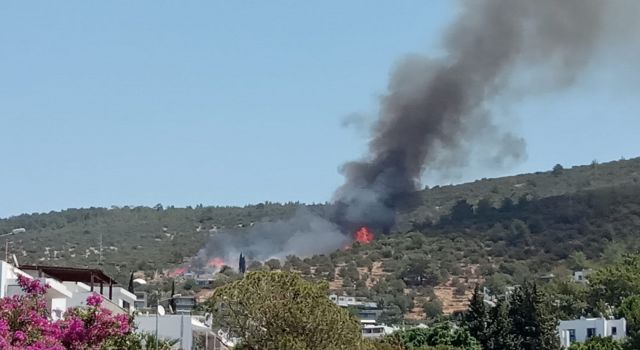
208 257 225 268
167 267 186 278
341 226 375 250
354 226 374 244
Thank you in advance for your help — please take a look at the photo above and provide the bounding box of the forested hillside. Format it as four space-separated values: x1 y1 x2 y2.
311 183 640 321
0 202 303 281
1 157 639 288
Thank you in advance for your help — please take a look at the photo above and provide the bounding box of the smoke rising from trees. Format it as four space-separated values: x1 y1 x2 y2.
334 0 637 231
197 0 639 264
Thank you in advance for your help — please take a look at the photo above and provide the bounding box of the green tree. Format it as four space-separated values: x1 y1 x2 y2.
483 274 512 296
400 256 441 286
567 251 590 271
465 285 490 349
450 200 474 222
423 299 443 320
475 198 495 218
619 295 640 331
264 258 282 270
552 164 564 176
206 271 363 350
544 280 589 320
378 305 404 326
499 197 515 213
508 282 560 350
589 254 640 309
617 295 640 349
567 336 622 350
382 323 480 350
487 300 519 350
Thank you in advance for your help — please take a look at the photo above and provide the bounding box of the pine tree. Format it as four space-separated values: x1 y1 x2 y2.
466 284 490 349
508 282 560 350
487 299 519 350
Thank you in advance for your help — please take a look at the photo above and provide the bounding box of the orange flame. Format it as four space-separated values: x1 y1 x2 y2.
208 257 225 268
354 226 374 244
168 267 186 277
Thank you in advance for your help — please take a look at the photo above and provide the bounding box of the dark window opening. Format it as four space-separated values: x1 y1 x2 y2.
569 329 576 343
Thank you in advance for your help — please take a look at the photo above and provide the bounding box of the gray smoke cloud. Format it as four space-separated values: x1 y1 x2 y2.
194 0 638 265
192 208 348 267
334 0 636 230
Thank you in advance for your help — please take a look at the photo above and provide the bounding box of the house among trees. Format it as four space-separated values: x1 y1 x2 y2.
572 269 592 284
329 293 383 320
559 317 627 348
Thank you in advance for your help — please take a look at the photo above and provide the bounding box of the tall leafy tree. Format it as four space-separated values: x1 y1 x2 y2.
544 279 589 320
589 254 640 309
205 271 363 350
508 282 560 350
618 295 640 350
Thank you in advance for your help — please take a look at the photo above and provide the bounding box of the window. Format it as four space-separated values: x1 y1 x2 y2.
612 327 617 336
568 329 576 343
587 328 596 338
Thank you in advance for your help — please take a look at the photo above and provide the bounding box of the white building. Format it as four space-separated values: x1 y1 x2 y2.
559 317 626 348
136 314 193 350
20 264 136 314
572 269 592 284
329 294 382 320
360 320 398 339
0 260 135 317
0 260 72 320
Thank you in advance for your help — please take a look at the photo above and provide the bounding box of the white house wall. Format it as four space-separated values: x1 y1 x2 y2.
135 314 193 350
559 318 627 347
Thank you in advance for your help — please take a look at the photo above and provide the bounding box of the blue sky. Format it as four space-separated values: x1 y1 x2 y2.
1 1 638 218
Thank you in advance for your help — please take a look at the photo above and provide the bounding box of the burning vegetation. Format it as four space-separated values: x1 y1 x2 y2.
354 226 374 245
185 0 638 270
207 257 225 269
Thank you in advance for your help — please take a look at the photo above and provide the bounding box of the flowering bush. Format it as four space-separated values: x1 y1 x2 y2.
0 274 135 349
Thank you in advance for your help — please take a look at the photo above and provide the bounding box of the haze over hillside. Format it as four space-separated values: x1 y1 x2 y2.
1 157 639 282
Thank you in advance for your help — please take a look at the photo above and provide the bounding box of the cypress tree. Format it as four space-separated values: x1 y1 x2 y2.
466 284 490 349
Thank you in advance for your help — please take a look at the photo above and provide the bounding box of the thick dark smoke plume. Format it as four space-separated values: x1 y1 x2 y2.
334 0 631 231
195 0 637 265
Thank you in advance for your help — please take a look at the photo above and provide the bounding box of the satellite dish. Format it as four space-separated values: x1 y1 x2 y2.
157 305 166 316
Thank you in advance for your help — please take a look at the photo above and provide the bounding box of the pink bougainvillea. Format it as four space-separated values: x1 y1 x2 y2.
0 275 135 349
85 293 103 307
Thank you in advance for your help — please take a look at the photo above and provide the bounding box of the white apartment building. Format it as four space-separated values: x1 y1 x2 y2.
0 260 72 320
0 260 135 317
559 317 626 348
